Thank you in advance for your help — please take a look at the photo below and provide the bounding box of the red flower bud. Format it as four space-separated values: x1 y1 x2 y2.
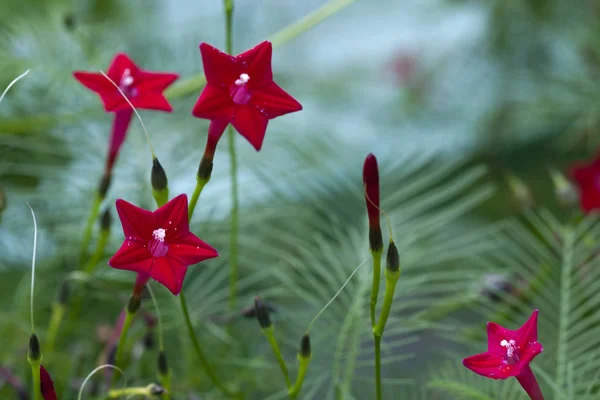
363 154 383 252
40 365 58 400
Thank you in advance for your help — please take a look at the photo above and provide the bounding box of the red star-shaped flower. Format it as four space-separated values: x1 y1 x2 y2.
40 365 58 400
463 310 545 400
192 41 303 151
109 194 218 295
73 52 178 113
571 155 600 212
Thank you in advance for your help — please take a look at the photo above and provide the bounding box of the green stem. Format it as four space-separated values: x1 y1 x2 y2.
223 0 239 312
113 309 135 380
80 193 102 262
289 356 311 400
107 386 151 398
83 227 110 274
372 269 399 400
374 335 382 400
188 179 207 220
179 292 239 398
369 250 382 328
263 327 291 389
46 303 65 354
30 362 41 400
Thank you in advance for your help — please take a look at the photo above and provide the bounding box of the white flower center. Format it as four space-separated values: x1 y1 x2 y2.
152 228 166 242
500 339 519 363
120 68 134 89
235 73 250 86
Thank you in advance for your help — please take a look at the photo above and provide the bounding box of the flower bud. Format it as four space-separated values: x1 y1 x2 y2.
151 158 168 191
58 280 69 305
98 173 112 198
127 295 142 314
386 241 400 273
157 350 169 376
363 154 383 252
254 296 272 329
143 330 154 349
28 333 41 362
299 333 311 359
100 207 112 232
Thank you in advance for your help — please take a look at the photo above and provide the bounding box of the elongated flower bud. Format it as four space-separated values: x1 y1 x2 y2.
386 241 400 273
28 333 41 362
58 280 70 305
151 158 168 191
98 173 112 198
254 296 272 329
100 207 112 232
363 154 383 252
299 333 311 359
158 350 169 376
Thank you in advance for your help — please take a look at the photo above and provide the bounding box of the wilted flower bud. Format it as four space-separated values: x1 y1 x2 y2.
254 296 272 329
363 154 383 252
299 333 311 359
386 241 400 273
28 333 41 362
151 158 168 192
197 155 214 182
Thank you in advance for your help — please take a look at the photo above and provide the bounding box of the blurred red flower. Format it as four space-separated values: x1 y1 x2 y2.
571 155 600 212
109 194 218 295
192 41 302 151
40 365 58 400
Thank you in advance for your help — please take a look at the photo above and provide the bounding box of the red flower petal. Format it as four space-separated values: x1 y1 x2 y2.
169 232 219 265
519 341 543 365
40 366 58 400
153 194 189 240
73 71 112 93
200 43 239 87
486 321 514 355
151 257 187 295
463 352 517 379
231 105 269 151
238 41 273 89
109 239 153 273
115 199 155 241
136 72 179 92
192 84 236 120
515 309 539 348
251 82 303 119
107 53 140 82
363 153 380 227
131 92 173 112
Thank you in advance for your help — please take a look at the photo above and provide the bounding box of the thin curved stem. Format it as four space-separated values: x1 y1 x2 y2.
113 309 135 385
188 180 207 220
263 327 291 389
179 292 238 397
30 363 41 400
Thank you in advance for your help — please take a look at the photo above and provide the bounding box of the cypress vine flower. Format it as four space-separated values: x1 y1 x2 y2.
463 310 544 400
109 194 218 295
73 53 178 174
40 365 58 400
192 41 303 151
571 155 600 212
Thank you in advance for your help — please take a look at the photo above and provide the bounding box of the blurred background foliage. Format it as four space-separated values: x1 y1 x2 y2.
1 0 600 399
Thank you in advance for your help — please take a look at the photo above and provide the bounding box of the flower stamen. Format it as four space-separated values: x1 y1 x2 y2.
500 339 519 364
235 73 250 86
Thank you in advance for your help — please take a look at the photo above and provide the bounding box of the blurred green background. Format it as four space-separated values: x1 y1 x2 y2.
2 0 600 399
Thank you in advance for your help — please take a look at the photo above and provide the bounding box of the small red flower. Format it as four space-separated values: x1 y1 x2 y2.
109 194 218 295
74 53 179 174
192 41 303 151
40 365 58 400
571 155 600 212
463 310 544 400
